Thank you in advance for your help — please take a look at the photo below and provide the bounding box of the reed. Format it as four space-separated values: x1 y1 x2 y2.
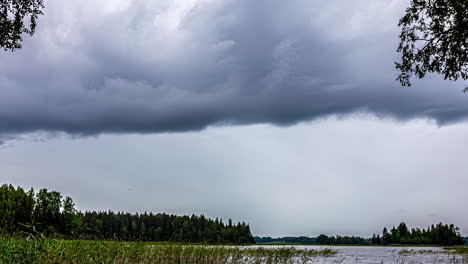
0 236 337 264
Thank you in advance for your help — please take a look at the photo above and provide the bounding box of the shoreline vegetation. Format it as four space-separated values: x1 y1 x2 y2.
1 183 466 246
0 237 467 264
0 184 254 244
255 222 465 246
1 183 467 263
0 237 338 264
254 242 458 247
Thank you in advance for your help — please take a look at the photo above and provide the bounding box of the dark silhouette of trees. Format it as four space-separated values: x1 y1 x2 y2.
74 211 254 243
381 222 464 245
395 0 467 91
0 184 34 233
315 234 367 245
372 234 382 245
382 227 392 245
0 184 255 244
0 0 44 51
315 234 330 244
462 236 468 245
398 222 409 238
2 184 465 246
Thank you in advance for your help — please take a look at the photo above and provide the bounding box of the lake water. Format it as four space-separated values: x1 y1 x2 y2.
255 245 467 264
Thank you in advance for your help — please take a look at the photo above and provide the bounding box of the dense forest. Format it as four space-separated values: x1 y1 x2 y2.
372 222 464 246
257 223 465 246
1 184 465 246
0 184 255 244
315 235 367 245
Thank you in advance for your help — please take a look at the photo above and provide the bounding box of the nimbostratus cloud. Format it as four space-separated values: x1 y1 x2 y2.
0 0 467 138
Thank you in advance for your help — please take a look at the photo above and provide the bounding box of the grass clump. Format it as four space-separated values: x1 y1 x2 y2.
398 248 437 255
0 236 337 264
445 246 468 255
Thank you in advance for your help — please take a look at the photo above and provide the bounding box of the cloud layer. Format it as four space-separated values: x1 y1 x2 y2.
1 0 467 137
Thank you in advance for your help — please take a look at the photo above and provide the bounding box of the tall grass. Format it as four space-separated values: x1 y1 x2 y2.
445 246 468 255
394 248 468 264
0 236 337 264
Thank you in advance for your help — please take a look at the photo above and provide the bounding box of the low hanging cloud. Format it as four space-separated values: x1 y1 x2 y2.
1 0 467 138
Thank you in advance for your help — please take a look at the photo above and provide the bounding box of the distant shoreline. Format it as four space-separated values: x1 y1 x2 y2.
254 243 457 247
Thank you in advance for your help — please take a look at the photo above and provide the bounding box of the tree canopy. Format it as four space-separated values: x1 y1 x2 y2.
395 0 467 91
0 184 255 244
0 0 44 51
380 222 464 245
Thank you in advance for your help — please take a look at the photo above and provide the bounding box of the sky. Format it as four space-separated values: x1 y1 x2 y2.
0 0 467 237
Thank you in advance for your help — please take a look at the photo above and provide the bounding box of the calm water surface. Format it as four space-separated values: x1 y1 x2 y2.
254 245 466 264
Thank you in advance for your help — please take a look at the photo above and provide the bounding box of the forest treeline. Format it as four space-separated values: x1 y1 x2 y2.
371 222 464 245
254 235 367 245
256 223 466 246
315 235 367 245
254 236 316 244
0 184 255 244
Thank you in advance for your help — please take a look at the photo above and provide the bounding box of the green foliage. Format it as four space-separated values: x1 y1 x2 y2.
382 227 392 245
316 234 329 245
395 0 467 90
0 0 45 51
446 246 468 255
0 183 255 244
33 189 62 234
315 234 367 245
0 184 34 233
381 222 464 246
371 234 382 245
0 237 337 264
79 212 254 243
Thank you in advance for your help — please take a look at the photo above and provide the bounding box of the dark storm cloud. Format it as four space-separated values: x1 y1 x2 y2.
0 0 467 137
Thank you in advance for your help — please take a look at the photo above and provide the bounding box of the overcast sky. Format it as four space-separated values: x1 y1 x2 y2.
1 0 467 237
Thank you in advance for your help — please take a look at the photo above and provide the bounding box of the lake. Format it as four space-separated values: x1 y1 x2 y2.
254 245 467 264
